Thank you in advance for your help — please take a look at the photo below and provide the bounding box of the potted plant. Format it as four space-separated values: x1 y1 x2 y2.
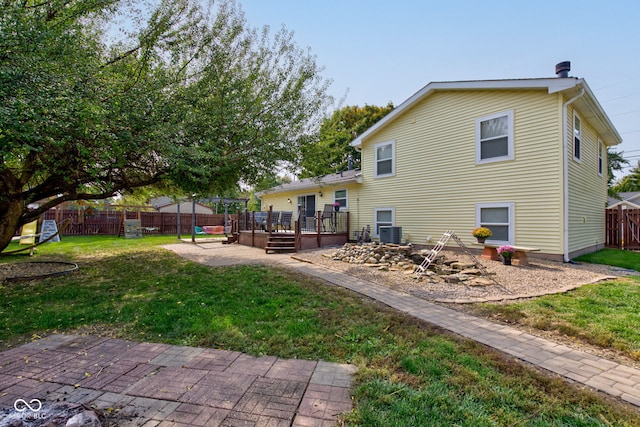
471 227 492 243
333 201 340 212
497 245 516 265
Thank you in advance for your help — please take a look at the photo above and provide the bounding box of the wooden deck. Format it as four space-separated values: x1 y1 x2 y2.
237 230 349 252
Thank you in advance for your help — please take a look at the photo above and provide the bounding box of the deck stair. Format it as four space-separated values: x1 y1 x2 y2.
265 233 296 254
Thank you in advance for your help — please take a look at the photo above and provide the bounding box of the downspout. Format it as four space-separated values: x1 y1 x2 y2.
562 88 585 262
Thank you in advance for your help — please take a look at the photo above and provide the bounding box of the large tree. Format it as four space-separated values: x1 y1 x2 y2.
298 103 394 178
0 0 331 252
611 160 640 195
607 149 630 197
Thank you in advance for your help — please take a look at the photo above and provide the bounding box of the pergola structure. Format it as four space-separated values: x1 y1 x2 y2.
180 197 249 242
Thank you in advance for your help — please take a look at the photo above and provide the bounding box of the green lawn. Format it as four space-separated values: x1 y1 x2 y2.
468 249 640 360
1 237 639 425
575 248 640 271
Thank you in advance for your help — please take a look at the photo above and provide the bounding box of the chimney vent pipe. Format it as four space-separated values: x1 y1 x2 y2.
556 61 571 78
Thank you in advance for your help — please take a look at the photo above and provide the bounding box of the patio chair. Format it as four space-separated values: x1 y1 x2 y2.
270 211 281 232
320 204 335 232
279 211 293 231
253 212 267 231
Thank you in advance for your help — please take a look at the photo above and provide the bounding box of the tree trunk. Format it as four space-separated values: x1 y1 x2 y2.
0 199 26 253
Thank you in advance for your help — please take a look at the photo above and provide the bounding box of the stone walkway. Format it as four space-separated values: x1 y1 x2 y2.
0 334 355 426
165 242 640 408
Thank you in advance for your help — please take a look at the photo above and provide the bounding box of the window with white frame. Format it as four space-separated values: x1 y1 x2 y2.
476 110 514 164
334 189 347 209
374 207 394 237
476 203 514 244
598 140 603 176
375 141 395 177
573 114 581 161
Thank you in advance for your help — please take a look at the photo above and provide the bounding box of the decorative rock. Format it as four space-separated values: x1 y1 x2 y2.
450 262 475 270
444 273 470 283
66 411 101 427
469 278 494 286
330 242 498 287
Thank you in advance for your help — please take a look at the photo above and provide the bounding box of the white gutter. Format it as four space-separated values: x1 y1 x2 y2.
562 87 585 262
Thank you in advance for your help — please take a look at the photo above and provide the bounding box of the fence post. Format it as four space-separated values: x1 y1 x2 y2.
618 205 624 249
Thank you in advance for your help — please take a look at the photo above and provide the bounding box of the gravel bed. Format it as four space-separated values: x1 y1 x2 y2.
294 246 638 303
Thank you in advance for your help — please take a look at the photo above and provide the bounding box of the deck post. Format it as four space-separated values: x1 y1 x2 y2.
295 205 302 251
251 210 256 247
346 212 350 242
316 210 321 248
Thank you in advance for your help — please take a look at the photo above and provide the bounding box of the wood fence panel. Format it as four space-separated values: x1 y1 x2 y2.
605 208 621 249
37 209 238 236
606 207 640 250
624 209 640 250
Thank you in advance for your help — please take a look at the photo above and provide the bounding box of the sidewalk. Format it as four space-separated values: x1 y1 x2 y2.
0 334 355 426
166 241 640 408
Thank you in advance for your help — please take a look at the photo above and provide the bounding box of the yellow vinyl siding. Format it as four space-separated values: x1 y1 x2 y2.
261 183 362 223
356 89 565 255
567 104 608 255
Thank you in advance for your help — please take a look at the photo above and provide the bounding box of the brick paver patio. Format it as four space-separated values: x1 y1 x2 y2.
0 334 355 426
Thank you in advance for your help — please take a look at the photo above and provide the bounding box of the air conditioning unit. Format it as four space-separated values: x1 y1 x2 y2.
379 226 402 244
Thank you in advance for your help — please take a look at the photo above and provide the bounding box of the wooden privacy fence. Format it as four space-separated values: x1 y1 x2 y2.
606 207 640 250
41 209 237 236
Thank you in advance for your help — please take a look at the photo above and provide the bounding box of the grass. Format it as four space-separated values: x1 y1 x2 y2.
467 249 640 361
574 248 640 271
2 237 639 425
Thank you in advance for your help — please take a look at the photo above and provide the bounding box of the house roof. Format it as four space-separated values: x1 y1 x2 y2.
350 77 622 149
256 169 362 197
150 197 214 212
608 192 640 208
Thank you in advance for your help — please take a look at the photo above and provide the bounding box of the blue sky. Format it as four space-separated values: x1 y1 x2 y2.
239 0 640 179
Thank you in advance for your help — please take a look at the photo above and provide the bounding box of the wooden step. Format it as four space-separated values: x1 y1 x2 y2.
265 234 296 253
265 246 296 253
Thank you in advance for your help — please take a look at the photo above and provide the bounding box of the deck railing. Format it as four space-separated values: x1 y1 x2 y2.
237 205 350 251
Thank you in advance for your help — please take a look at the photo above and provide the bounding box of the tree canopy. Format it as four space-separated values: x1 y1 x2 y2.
610 160 640 196
608 149 630 197
298 103 394 178
0 0 332 252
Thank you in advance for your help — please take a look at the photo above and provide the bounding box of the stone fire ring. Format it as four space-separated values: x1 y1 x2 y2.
0 261 79 283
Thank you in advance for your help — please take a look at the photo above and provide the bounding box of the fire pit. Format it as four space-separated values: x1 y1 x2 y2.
0 261 78 283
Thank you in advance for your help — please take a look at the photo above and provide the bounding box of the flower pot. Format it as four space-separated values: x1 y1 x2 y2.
502 258 512 265
476 237 486 244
